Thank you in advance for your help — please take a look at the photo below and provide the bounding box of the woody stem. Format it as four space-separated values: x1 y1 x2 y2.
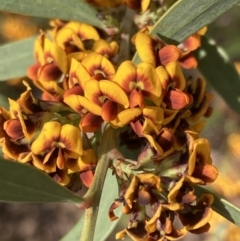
80 125 123 241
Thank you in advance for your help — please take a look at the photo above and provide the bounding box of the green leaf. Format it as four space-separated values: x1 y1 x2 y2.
133 0 240 64
0 36 36 80
195 185 240 226
0 0 103 29
195 37 240 115
0 157 83 203
60 171 121 241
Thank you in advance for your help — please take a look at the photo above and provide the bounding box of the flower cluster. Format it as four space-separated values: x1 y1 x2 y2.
0 11 217 241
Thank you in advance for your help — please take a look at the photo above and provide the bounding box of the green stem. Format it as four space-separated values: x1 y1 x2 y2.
80 125 123 241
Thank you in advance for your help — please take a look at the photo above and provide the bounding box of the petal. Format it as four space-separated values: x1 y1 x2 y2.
113 60 137 93
2 138 29 161
56 148 65 170
145 205 162 233
192 78 206 107
143 106 164 126
64 95 102 116
27 63 41 80
165 61 186 90
53 169 70 186
165 226 188 240
135 32 156 66
0 107 10 122
67 51 88 62
136 62 162 99
124 173 161 208
81 52 115 80
163 109 179 125
109 201 121 221
194 138 212 164
192 164 218 183
43 37 52 58
130 120 144 137
68 59 91 89
59 124 83 156
180 53 198 69
39 80 65 96
189 120 206 133
49 42 68 74
18 152 32 163
71 33 85 50
18 81 39 114
34 32 45 65
84 80 102 105
56 28 84 50
4 119 24 140
185 198 213 231
129 89 144 108
183 35 201 51
188 138 212 176
92 39 119 59
142 119 164 155
79 149 97 171
80 112 103 132
156 65 171 92
189 223 210 234
80 171 94 188
156 128 174 152
99 80 129 108
186 93 214 123
115 108 142 127
198 27 208 36
38 63 62 82
64 21 100 40
32 152 56 173
159 45 182 66
31 121 61 154
141 0 151 12
64 85 84 98
168 176 185 203
8 99 35 141
164 89 193 109
102 100 118 121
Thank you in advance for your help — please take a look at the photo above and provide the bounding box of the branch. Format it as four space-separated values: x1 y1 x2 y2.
80 125 123 241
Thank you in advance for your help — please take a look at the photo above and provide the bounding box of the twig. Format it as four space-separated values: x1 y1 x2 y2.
80 125 123 241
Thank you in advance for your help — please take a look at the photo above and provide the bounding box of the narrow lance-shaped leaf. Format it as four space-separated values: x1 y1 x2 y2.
0 157 83 203
195 185 240 226
133 0 240 64
60 171 121 241
195 37 240 115
0 36 36 81
0 0 103 29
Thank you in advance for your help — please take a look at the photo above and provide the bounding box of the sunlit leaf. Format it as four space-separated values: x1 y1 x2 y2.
195 37 240 115
0 36 36 80
60 171 121 241
0 157 83 203
195 185 240 226
133 0 240 64
0 0 103 29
